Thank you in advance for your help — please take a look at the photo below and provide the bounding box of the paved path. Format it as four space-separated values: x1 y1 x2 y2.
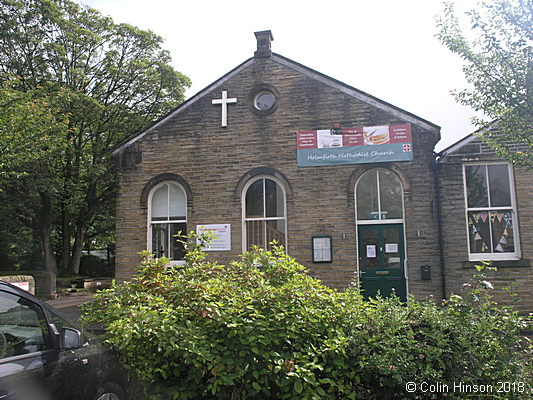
46 293 95 325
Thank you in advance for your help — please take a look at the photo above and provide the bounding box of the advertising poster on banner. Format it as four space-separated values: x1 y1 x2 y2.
296 124 413 167
196 224 231 251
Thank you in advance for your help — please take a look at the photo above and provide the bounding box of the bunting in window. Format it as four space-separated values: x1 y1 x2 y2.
492 212 514 253
468 212 491 253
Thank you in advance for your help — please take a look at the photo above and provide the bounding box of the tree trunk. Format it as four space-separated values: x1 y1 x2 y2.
39 192 58 276
61 131 74 273
69 180 100 275
69 225 87 275
59 204 71 273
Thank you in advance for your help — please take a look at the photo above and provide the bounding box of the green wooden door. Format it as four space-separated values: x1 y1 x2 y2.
358 224 406 301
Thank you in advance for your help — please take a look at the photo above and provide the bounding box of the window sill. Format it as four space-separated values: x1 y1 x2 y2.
168 260 186 266
153 259 186 266
462 259 530 269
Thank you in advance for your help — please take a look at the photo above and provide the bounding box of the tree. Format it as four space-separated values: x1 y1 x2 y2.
0 80 72 274
436 0 532 168
0 0 191 275
0 80 68 179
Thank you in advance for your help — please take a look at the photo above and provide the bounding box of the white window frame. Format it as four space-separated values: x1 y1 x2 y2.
462 162 521 261
241 176 288 252
147 181 187 265
354 168 405 225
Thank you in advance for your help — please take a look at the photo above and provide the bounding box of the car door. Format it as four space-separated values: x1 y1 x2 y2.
0 288 98 400
0 289 56 400
46 311 99 400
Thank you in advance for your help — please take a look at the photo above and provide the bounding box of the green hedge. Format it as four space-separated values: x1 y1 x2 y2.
83 235 532 399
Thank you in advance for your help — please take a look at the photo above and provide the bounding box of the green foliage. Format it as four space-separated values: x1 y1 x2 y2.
436 0 532 168
83 234 532 399
0 78 69 179
346 294 531 399
0 0 191 274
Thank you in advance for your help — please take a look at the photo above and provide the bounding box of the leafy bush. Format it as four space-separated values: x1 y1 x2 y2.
345 295 531 399
83 234 532 399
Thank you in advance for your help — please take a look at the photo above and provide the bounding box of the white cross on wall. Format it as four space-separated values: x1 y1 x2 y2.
212 91 237 127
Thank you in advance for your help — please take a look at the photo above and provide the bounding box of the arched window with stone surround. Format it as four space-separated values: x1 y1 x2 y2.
356 168 404 222
242 176 287 251
148 181 187 261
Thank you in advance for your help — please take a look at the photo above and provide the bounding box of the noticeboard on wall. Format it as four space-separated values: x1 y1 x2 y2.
196 224 231 251
312 236 332 263
296 124 413 167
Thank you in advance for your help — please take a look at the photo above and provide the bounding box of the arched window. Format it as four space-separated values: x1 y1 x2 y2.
243 177 287 251
148 181 187 261
356 168 403 222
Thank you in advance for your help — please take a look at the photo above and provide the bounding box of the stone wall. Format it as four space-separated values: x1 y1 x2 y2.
114 54 444 302
0 270 56 299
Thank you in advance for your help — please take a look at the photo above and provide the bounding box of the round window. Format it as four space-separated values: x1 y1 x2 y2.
248 84 280 115
254 91 276 111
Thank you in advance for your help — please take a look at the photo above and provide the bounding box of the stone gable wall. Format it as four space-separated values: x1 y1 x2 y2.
115 57 443 301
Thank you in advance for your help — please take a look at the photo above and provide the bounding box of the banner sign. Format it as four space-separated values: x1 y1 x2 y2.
296 124 413 167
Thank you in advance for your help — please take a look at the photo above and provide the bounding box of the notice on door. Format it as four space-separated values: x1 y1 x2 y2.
366 245 377 258
385 243 399 253
196 224 231 251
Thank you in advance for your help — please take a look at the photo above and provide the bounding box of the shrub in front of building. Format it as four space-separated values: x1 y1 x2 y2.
83 235 532 399
345 291 531 399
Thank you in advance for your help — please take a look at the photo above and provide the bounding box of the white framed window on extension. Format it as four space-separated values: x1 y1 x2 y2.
148 181 187 263
463 163 520 261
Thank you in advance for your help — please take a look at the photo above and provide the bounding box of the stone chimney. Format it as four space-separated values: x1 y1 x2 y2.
254 30 274 58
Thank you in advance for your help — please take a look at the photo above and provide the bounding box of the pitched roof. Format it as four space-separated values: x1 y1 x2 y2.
438 133 479 157
112 53 440 156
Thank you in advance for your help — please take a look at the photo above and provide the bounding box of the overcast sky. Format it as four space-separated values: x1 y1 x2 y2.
84 0 483 151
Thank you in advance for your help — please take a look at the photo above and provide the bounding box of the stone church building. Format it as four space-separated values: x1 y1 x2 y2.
112 31 532 313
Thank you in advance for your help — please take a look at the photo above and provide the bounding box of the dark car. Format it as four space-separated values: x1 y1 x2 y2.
0 281 127 400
